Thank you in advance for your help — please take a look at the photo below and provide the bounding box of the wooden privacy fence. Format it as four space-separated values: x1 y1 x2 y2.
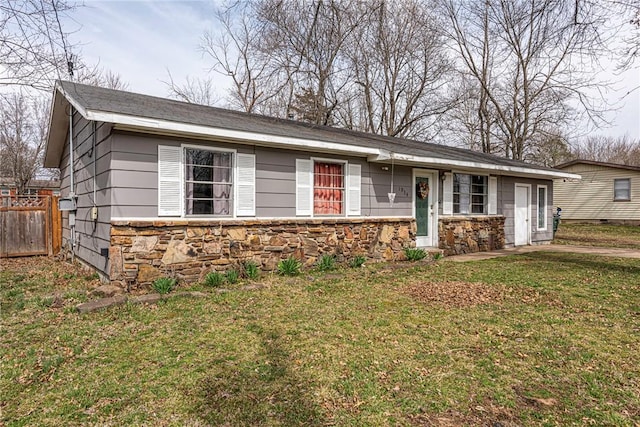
0 196 61 258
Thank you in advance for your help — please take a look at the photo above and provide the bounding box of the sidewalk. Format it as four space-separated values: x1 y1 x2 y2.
446 244 640 262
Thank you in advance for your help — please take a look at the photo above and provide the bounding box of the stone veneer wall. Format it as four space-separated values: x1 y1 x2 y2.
109 218 415 289
438 216 505 256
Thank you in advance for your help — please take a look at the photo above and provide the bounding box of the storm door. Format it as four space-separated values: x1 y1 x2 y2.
414 172 435 247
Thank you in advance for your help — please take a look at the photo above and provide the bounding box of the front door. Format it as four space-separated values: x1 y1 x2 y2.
415 174 434 247
514 184 530 246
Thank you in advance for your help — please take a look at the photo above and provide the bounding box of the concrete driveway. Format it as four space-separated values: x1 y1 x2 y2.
446 244 640 262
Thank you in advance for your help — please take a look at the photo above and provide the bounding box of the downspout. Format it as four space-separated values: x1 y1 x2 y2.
92 121 98 232
68 106 77 261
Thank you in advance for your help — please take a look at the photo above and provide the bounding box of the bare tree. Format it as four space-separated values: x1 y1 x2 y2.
570 135 640 166
526 131 573 167
164 71 218 106
76 65 129 90
0 92 49 194
345 0 454 138
0 0 78 90
184 0 455 139
194 1 275 113
617 1 640 71
442 0 611 161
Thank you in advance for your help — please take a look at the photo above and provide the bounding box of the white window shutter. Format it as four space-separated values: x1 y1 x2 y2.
347 163 361 216
296 159 312 216
442 172 453 215
488 176 498 215
236 153 256 216
158 145 182 216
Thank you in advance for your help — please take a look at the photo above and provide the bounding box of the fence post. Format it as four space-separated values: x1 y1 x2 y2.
51 196 61 255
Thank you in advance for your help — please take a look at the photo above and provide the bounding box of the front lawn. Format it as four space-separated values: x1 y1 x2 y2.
555 222 640 249
1 254 639 426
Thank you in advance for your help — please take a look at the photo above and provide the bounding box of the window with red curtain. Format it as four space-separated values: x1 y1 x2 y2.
313 162 344 215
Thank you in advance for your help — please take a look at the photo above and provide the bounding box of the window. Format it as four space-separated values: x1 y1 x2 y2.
453 173 487 214
614 178 631 201
314 162 344 215
537 185 547 230
296 159 361 217
157 145 255 217
184 148 233 216
0 188 9 196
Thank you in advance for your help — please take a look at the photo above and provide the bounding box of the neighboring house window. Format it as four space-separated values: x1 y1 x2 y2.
614 178 631 201
537 185 547 230
184 148 233 216
157 145 255 217
0 188 9 196
453 173 487 214
296 158 361 217
314 162 344 215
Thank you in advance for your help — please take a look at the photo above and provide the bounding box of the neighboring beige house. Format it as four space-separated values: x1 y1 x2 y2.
554 160 639 223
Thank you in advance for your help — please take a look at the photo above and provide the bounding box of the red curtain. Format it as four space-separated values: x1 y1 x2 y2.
314 162 343 215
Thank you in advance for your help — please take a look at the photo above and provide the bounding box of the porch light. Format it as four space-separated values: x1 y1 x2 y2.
388 154 395 206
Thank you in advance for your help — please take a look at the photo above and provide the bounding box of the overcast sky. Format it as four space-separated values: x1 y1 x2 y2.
67 0 640 140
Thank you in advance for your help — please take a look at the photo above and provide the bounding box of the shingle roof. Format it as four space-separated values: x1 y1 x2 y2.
555 159 640 172
53 81 570 177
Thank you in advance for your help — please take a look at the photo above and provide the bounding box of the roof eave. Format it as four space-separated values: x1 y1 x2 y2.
44 86 70 168
369 151 581 180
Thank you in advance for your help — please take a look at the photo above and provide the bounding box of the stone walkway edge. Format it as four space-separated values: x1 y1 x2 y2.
76 284 267 313
76 291 208 313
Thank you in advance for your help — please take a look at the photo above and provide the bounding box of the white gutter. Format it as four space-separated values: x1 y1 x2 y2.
371 151 581 180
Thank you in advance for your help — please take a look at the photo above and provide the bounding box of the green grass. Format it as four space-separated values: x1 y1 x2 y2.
555 223 640 249
1 253 639 425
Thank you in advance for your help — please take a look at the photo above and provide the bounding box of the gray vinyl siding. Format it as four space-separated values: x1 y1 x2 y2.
500 176 554 246
59 111 112 276
109 132 413 219
554 163 640 221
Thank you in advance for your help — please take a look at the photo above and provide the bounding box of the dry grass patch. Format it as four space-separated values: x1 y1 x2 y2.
404 281 504 308
404 280 563 309
554 223 640 249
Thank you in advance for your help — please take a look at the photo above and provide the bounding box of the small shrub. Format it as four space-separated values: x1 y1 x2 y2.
225 269 239 284
152 277 177 294
204 271 226 287
349 255 366 268
277 257 302 276
317 254 336 272
243 261 260 280
433 252 443 261
404 247 427 262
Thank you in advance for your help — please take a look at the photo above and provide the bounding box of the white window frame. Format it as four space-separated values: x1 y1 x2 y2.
183 144 237 218
452 172 489 215
296 157 361 218
310 157 348 217
158 144 255 218
537 184 548 231
1 188 10 196
614 178 631 201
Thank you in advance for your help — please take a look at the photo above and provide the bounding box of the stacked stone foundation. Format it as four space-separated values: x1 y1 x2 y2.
438 216 505 256
109 218 416 290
